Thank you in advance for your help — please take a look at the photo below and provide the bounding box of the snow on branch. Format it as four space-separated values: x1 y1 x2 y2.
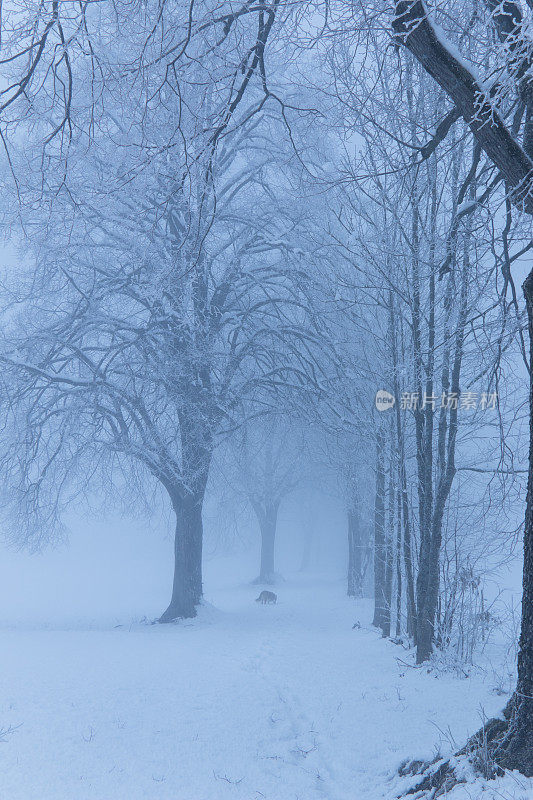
393 0 533 214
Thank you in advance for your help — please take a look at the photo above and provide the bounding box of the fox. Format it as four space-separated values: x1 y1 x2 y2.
255 590 277 605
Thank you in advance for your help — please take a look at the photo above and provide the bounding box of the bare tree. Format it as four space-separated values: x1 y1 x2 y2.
0 109 324 620
228 416 305 584
391 0 533 777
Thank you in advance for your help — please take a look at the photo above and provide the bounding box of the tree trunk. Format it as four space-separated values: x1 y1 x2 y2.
390 289 416 639
416 585 435 663
402 488 417 640
416 510 445 663
495 269 533 774
347 504 370 597
159 488 205 622
414 159 438 658
407 146 434 653
414 158 471 664
382 468 395 637
373 431 387 629
395 485 402 638
258 503 278 584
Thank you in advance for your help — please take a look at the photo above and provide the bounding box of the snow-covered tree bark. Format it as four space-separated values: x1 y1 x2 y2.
161 484 207 621
393 1 533 213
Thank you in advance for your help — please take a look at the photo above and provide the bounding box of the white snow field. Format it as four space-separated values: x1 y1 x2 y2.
0 571 532 800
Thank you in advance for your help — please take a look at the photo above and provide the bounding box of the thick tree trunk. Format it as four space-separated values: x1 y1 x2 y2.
415 496 434 659
159 488 205 622
416 513 445 663
373 432 387 629
258 503 278 584
416 569 437 663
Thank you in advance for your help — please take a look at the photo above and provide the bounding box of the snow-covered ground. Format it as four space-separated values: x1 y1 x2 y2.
0 567 531 800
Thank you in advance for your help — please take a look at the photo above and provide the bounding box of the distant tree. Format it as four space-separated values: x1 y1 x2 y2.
228 417 306 584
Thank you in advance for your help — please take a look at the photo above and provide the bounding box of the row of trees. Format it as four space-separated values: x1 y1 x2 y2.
0 0 531 779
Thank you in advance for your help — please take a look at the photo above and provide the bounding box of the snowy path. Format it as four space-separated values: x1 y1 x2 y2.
0 575 514 800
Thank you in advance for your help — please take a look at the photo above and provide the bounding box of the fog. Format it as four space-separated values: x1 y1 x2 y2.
0 0 533 797
0 488 348 627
